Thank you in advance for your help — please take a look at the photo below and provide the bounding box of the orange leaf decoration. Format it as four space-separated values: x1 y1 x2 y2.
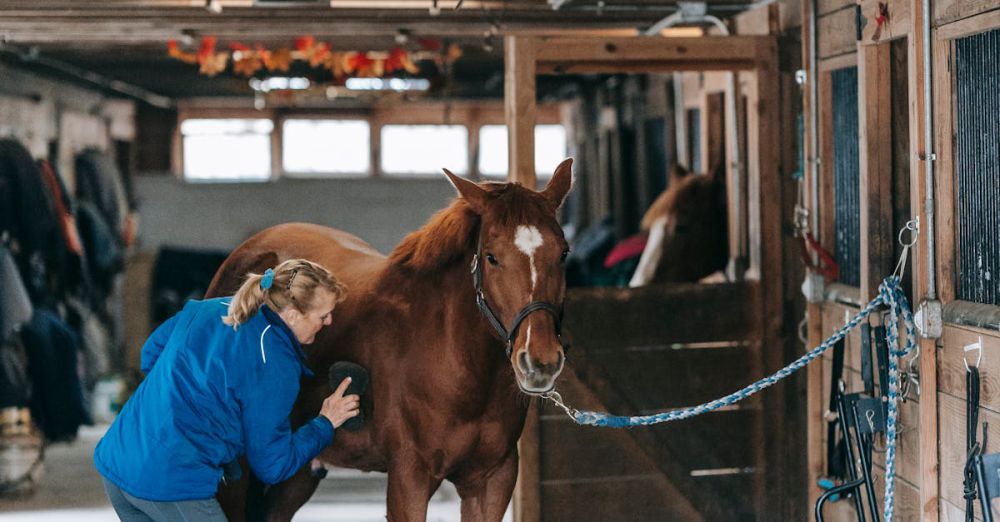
197 36 218 64
167 40 198 64
265 47 293 72
294 35 315 51
232 50 263 77
308 42 331 68
325 52 345 80
383 47 407 74
344 51 375 75
199 52 229 76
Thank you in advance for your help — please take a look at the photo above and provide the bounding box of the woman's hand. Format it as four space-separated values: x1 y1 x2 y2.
321 377 360 429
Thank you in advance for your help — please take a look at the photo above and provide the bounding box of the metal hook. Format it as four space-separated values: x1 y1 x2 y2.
542 390 578 421
891 218 920 280
965 336 984 372
898 217 919 247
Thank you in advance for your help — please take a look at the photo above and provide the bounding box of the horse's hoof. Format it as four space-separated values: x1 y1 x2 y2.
328 362 369 432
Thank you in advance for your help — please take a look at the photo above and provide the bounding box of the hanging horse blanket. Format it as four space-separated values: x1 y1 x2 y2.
21 308 90 441
0 139 62 303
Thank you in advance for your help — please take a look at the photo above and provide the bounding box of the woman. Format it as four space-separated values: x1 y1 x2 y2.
94 259 358 521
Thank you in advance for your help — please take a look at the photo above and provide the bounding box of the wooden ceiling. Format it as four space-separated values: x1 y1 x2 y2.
0 0 755 102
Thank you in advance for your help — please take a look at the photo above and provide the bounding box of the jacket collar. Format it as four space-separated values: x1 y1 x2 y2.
260 304 314 378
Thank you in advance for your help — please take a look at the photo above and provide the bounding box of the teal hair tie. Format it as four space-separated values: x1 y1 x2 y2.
260 268 275 290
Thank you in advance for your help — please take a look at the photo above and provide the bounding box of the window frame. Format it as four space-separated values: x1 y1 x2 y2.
278 115 374 179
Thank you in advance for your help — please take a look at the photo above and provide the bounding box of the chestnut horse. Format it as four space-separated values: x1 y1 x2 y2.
629 163 729 286
206 160 574 521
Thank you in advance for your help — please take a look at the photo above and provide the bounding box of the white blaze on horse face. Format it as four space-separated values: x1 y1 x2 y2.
514 225 544 293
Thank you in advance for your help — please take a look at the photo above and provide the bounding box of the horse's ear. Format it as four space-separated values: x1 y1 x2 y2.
443 168 489 212
708 160 726 185
540 158 573 212
668 163 689 186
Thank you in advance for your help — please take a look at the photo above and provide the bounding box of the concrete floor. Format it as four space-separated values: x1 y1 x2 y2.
0 425 510 521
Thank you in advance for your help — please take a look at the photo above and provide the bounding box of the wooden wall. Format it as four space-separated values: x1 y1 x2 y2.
802 0 1000 518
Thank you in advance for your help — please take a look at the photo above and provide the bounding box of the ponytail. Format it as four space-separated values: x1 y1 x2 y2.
222 258 347 329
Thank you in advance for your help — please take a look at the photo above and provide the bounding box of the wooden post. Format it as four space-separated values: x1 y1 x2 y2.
801 0 827 510
702 91 724 174
751 42 787 518
506 34 541 522
908 0 940 516
858 43 894 304
505 35 537 187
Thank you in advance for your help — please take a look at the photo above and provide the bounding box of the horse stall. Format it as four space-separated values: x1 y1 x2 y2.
800 0 1000 519
500 19 813 520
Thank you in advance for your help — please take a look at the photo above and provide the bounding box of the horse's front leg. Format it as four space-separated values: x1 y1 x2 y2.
453 453 518 522
387 456 444 522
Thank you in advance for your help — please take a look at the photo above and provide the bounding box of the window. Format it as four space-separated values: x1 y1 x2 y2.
954 29 1000 305
830 66 860 287
282 119 370 176
181 119 273 181
478 124 568 179
380 125 468 176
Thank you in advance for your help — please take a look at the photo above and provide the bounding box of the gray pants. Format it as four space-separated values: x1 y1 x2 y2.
103 477 227 522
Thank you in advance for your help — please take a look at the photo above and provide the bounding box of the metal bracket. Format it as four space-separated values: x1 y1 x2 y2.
965 336 984 371
802 271 826 304
914 299 943 339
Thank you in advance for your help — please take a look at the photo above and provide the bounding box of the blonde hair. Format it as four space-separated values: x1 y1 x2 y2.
222 258 347 329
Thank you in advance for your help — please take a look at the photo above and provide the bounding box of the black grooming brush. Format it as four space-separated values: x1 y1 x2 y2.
327 362 369 432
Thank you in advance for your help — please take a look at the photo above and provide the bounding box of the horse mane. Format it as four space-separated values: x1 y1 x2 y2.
386 182 552 274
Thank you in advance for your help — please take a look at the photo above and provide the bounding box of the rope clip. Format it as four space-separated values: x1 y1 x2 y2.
891 218 919 280
541 390 578 421
964 336 984 372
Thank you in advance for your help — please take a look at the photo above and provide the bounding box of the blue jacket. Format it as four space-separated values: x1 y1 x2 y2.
94 297 334 501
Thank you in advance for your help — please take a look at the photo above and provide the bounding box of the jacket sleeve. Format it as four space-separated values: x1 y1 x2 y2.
140 312 181 374
239 341 334 485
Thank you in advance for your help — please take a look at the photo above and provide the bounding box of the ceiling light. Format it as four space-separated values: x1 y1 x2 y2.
345 78 430 91
249 77 311 92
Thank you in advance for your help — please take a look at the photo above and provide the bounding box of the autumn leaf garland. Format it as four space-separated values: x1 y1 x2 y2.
167 35 459 80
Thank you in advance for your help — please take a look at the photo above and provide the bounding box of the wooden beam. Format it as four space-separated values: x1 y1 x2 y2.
908 0 939 514
933 35 956 305
504 35 536 186
702 91 725 175
534 36 776 74
505 35 537 522
858 43 894 303
817 7 858 58
513 402 541 522
564 282 760 347
936 9 1000 41
750 42 787 518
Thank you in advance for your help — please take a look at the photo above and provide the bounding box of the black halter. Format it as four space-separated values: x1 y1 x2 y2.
470 230 566 358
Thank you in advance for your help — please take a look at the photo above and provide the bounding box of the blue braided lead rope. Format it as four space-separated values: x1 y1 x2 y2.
880 278 917 522
563 277 916 521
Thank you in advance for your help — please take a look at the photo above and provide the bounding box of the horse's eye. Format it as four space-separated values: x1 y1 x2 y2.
486 253 499 266
560 249 570 263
